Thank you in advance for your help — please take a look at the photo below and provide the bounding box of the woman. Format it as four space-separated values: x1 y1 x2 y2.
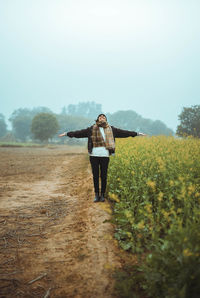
59 114 146 202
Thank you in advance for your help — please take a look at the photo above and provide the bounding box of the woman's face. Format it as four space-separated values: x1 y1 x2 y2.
98 115 106 122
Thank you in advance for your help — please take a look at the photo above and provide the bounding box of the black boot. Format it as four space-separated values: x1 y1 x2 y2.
99 193 105 202
94 193 99 203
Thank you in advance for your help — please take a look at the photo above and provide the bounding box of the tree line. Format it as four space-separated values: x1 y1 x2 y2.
0 102 199 143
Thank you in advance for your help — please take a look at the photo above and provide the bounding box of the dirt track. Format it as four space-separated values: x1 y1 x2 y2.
0 146 121 298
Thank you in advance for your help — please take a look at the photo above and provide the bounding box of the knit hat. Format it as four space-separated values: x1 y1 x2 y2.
96 114 107 121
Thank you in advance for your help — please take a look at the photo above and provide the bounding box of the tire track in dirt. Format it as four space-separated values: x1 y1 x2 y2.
0 147 121 297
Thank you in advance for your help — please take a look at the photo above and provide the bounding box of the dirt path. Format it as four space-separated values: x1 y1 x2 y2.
0 146 121 297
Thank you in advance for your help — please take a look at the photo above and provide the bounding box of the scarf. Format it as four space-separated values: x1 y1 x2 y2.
92 121 115 150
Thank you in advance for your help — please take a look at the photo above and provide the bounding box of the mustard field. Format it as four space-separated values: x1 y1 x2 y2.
108 136 200 297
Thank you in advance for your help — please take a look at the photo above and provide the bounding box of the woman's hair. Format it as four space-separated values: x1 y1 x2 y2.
96 114 107 121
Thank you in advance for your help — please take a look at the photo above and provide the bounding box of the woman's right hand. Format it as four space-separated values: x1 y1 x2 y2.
58 133 66 137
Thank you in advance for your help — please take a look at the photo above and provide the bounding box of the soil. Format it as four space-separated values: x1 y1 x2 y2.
0 146 122 298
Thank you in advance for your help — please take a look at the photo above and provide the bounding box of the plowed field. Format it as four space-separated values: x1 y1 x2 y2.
0 146 121 298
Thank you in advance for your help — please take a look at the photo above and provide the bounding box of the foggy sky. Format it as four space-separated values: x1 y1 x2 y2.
1 0 200 131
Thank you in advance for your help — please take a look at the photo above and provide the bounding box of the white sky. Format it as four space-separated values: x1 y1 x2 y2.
0 0 200 130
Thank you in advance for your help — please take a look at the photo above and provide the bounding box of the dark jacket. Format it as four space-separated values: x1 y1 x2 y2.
67 125 138 155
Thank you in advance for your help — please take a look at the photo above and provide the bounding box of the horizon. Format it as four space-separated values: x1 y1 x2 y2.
2 102 178 132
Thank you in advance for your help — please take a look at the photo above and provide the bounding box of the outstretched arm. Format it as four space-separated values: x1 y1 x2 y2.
58 127 90 138
112 127 147 138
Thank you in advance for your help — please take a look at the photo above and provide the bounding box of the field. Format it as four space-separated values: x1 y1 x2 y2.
1 137 200 297
0 146 121 298
107 136 200 297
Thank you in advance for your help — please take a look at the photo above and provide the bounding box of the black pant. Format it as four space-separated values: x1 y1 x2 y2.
89 156 110 194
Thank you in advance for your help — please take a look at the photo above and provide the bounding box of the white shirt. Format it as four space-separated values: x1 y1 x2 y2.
90 127 109 157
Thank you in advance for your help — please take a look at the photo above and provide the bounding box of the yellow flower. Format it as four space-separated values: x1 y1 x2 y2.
146 180 156 191
149 226 153 231
162 210 170 219
158 191 164 201
108 193 120 203
137 220 145 229
124 210 133 219
169 180 174 186
157 157 165 171
124 210 134 224
179 186 186 199
145 204 152 213
126 232 132 238
183 249 193 257
188 184 195 194
178 176 184 182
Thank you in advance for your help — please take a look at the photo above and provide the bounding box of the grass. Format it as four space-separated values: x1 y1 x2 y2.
0 141 46 147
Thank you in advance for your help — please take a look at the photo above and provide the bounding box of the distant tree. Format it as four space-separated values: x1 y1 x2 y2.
56 114 93 144
9 108 33 141
9 107 53 141
176 105 200 138
56 114 92 132
107 110 142 130
66 101 102 119
32 106 53 116
0 132 16 142
61 106 67 115
9 108 32 123
67 104 76 115
139 118 154 135
150 120 174 136
107 110 174 136
9 107 52 123
31 113 59 142
0 114 7 137
12 115 32 141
